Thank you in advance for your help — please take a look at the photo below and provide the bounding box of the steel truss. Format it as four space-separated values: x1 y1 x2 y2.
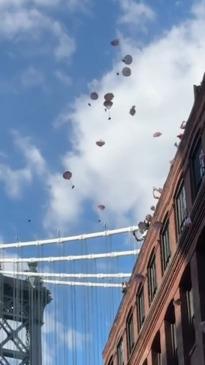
0 275 51 365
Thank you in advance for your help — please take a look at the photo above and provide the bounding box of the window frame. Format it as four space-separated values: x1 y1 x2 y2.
147 251 157 304
136 285 145 331
175 181 188 236
126 310 135 356
160 219 171 273
117 337 124 365
180 266 195 355
151 331 161 365
165 302 178 365
190 138 205 198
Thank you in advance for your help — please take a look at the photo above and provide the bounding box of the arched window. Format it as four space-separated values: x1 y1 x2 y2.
180 265 195 357
147 250 157 304
196 227 205 320
117 337 124 365
190 137 205 198
165 302 178 365
126 310 135 356
175 180 188 236
160 218 171 272
136 285 145 331
151 331 161 365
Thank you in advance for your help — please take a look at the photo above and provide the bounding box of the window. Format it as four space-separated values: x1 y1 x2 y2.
117 338 124 365
161 220 171 272
151 332 161 365
147 252 157 304
180 266 195 356
165 303 178 365
126 311 135 355
191 140 205 197
136 286 145 331
175 182 187 235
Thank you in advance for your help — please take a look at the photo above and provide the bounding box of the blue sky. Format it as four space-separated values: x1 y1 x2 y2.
1 0 205 364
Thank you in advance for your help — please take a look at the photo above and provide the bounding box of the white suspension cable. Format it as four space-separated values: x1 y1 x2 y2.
0 225 138 250
0 270 131 279
42 279 123 288
0 249 139 264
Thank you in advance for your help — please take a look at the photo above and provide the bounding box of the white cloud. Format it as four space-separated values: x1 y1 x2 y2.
52 21 76 61
44 173 83 230
0 131 47 199
0 7 75 61
0 0 90 9
44 1 205 231
118 0 156 27
12 130 46 175
0 163 32 199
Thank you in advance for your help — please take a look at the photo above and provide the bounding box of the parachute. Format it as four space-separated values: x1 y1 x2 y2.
153 132 162 138
96 140 105 147
90 92 99 100
122 67 131 77
110 38 120 46
129 106 136 116
97 204 106 210
122 55 133 65
104 93 114 101
63 171 75 189
63 171 72 180
103 100 113 109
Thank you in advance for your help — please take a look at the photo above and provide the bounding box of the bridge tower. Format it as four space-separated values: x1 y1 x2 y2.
0 274 51 364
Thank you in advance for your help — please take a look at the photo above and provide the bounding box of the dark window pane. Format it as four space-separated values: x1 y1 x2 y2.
192 141 205 196
117 338 124 365
151 332 161 365
180 267 195 357
176 183 187 235
136 286 145 331
165 303 178 365
161 221 171 272
127 313 135 355
148 254 157 304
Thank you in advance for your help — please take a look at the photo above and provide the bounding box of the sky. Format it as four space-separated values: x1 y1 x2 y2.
1 0 205 364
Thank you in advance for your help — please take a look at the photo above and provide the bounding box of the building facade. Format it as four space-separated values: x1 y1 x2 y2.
103 75 205 365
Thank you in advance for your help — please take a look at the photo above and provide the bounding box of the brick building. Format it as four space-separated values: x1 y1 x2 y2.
103 74 205 365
